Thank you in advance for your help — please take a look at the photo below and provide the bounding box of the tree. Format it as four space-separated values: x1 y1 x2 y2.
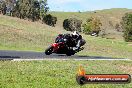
121 13 132 42
63 18 82 32
0 0 6 15
11 0 49 21
82 23 91 35
9 0 29 19
40 0 49 19
0 0 49 22
0 0 3 14
83 17 102 36
30 0 41 21
42 14 57 27
0 0 16 15
12 0 20 17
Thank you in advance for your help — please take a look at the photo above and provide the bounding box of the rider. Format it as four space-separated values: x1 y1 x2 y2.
71 31 85 51
55 31 86 51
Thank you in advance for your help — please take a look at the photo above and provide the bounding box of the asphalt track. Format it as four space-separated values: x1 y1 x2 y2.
0 50 130 61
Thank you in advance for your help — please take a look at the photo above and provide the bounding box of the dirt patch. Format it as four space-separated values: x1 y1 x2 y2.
117 64 132 74
128 43 132 46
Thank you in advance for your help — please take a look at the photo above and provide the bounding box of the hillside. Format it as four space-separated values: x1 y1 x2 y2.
0 8 132 59
0 15 62 51
50 8 132 39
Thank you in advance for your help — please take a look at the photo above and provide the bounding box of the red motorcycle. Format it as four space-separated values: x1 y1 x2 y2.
45 37 76 56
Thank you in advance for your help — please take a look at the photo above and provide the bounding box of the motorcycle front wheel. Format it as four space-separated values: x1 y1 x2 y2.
45 46 53 55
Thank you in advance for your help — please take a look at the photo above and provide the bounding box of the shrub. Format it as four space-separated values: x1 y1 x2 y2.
42 14 57 27
82 17 102 36
82 23 91 35
63 18 82 32
121 13 132 42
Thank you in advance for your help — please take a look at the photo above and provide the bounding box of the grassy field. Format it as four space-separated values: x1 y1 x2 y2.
0 9 132 88
0 60 132 88
0 13 132 59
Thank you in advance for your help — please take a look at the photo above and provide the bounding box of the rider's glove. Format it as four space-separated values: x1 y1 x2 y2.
73 47 78 51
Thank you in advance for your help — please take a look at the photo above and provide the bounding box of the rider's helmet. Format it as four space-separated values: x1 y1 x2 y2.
72 31 79 39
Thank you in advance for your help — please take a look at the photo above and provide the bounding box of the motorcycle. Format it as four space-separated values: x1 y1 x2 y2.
45 36 84 56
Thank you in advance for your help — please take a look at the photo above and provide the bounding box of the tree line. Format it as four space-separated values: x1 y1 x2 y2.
0 0 57 26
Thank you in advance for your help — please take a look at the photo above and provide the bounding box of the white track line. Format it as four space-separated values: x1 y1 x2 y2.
12 58 131 61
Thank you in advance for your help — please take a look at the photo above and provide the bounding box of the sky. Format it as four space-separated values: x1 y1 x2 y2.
48 0 132 12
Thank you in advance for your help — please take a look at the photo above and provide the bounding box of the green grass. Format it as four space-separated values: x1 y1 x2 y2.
0 60 132 88
79 35 132 59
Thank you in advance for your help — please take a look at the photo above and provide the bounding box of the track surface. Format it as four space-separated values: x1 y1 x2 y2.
0 50 129 61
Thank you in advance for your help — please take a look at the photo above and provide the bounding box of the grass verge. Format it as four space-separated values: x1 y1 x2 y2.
0 60 132 88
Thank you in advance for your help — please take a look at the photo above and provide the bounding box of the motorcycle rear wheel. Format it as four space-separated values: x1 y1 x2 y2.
66 50 75 56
